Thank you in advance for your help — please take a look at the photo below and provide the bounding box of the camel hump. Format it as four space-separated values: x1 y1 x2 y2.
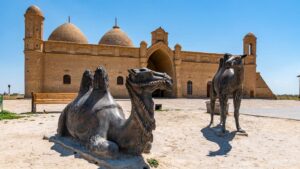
79 69 93 94
93 66 109 91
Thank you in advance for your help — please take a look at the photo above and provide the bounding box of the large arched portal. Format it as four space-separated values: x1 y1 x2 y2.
147 49 174 97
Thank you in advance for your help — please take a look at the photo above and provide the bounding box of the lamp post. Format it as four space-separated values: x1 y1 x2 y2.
8 84 11 96
298 75 300 98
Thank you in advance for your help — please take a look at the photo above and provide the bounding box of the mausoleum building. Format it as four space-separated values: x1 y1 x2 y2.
24 5 275 98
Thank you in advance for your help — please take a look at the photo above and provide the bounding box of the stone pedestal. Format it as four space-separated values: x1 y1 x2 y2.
43 134 149 169
206 101 229 115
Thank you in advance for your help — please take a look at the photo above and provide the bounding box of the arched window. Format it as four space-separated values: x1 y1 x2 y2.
63 75 71 84
187 81 193 95
248 43 253 55
117 76 124 85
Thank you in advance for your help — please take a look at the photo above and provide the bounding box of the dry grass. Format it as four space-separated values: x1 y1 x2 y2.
276 94 299 100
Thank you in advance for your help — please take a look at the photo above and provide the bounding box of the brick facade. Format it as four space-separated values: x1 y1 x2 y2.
24 5 275 99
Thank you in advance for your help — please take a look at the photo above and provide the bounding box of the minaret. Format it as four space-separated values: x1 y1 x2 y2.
243 32 257 64
24 5 44 97
24 5 44 51
243 32 257 98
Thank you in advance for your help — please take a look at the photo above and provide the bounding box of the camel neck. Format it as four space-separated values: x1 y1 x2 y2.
111 83 155 154
233 66 244 84
113 89 154 154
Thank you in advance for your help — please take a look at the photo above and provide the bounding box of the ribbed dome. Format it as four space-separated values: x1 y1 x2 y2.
26 5 43 16
48 23 88 44
99 26 134 47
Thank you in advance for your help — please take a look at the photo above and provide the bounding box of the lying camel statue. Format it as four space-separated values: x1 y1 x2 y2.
57 66 172 157
209 53 247 134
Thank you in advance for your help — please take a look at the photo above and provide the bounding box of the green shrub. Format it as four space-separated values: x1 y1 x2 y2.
0 110 24 120
147 158 159 168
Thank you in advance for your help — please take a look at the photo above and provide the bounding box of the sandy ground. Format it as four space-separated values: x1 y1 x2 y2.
0 99 300 169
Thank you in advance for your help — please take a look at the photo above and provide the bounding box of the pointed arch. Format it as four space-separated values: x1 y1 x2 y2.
145 42 175 97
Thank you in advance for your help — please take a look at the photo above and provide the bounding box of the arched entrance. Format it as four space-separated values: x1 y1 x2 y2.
250 90 254 98
147 49 174 97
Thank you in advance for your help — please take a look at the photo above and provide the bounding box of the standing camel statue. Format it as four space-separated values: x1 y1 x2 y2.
209 53 247 134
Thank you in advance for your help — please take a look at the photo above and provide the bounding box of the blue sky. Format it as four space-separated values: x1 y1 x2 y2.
0 0 299 94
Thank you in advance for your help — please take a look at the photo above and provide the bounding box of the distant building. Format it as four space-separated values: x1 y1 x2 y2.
24 5 275 98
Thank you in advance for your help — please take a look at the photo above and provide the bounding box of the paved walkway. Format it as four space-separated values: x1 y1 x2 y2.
239 99 300 120
3 99 300 120
153 98 300 121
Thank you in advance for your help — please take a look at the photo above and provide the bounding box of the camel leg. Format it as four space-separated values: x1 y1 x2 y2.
57 110 66 136
209 97 216 126
220 94 228 133
143 133 153 153
57 106 71 136
233 90 245 133
88 111 119 157
209 98 217 126
209 85 217 126
88 134 119 157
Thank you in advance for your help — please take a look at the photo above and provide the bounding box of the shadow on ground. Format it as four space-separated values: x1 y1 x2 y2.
51 143 76 157
48 136 150 169
201 125 236 156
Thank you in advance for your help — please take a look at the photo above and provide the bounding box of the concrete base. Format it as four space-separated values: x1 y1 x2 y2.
43 134 149 169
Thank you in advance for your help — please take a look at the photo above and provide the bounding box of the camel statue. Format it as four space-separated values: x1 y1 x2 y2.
57 66 172 157
209 53 247 134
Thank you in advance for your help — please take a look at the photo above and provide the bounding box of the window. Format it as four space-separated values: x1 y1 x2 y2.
250 90 254 98
63 75 71 84
248 43 253 55
117 76 124 85
187 81 193 95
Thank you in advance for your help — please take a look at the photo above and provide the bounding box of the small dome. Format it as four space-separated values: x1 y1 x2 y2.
140 41 147 47
99 25 134 47
48 23 88 44
244 32 256 38
26 5 43 17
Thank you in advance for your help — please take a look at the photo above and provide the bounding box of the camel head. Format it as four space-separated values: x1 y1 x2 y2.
126 68 173 95
126 68 173 133
224 53 247 69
